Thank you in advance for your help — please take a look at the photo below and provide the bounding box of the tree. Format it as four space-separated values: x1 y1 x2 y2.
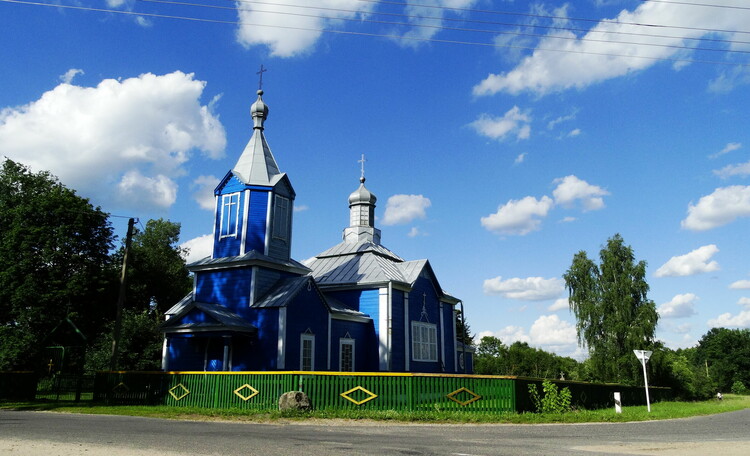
474 336 580 379
693 328 750 392
0 159 115 370
455 310 473 346
85 308 163 372
563 234 659 384
118 218 192 314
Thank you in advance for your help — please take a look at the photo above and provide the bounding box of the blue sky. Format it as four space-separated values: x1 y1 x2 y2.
2 0 749 358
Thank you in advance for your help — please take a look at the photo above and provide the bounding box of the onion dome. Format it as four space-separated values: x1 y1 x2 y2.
251 90 268 129
349 177 377 207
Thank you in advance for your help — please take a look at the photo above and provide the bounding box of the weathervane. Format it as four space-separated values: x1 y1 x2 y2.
256 64 267 91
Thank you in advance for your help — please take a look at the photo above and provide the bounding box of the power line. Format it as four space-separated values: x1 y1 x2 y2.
640 0 750 11
2 0 749 67
143 0 750 51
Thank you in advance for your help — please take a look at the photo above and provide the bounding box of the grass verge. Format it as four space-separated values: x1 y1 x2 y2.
1 394 748 424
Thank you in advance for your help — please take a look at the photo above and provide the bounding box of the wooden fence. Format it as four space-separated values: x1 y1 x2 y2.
92 371 670 412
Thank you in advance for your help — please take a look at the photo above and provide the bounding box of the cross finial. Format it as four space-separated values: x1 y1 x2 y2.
256 64 267 91
358 154 366 182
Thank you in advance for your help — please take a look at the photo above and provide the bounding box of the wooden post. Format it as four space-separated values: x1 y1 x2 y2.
110 217 135 371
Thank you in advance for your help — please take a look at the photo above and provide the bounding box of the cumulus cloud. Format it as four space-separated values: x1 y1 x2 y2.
681 186 750 231
180 234 213 263
235 0 376 57
473 2 749 96
709 142 741 159
0 71 226 211
659 293 699 319
529 314 577 348
407 226 427 237
730 279 750 289
738 297 750 308
552 175 609 211
382 194 431 225
469 106 531 141
483 276 564 301
191 175 219 211
59 68 84 84
708 310 750 328
654 244 720 278
548 298 569 312
481 195 553 235
714 160 750 179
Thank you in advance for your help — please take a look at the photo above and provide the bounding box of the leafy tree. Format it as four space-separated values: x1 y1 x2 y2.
475 336 508 375
0 159 115 370
563 234 659 384
455 310 473 346
693 328 750 392
118 218 192 314
648 345 712 400
474 336 579 380
86 308 163 372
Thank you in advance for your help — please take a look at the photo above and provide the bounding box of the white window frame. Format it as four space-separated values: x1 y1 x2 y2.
272 195 290 241
411 322 438 362
300 333 315 371
339 338 355 372
219 193 240 238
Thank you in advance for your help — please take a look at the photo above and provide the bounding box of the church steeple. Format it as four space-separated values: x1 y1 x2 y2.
212 87 295 261
343 155 381 244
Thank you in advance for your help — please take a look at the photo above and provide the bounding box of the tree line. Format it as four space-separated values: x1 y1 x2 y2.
0 159 192 373
474 234 749 400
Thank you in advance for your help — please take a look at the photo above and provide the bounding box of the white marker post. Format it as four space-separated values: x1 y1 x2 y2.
633 350 653 412
614 391 622 414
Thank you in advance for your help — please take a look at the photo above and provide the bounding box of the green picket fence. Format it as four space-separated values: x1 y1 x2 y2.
94 371 517 412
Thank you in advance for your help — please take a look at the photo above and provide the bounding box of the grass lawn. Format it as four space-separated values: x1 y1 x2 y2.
2 394 748 424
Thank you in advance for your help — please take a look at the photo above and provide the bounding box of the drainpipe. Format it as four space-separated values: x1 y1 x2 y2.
459 300 467 374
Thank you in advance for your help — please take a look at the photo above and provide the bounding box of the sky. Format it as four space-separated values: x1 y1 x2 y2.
1 0 749 359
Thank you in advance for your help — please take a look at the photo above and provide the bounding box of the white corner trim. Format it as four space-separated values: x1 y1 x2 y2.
379 287 389 371
240 189 250 255
264 191 272 256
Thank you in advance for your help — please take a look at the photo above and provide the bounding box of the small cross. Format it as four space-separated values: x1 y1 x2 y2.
256 64 267 90
358 154 366 180
47 359 54 375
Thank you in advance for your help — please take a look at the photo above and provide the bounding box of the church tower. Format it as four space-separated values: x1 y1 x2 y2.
212 90 295 261
343 163 381 245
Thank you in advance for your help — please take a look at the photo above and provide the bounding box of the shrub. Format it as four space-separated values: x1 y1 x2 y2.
528 380 572 413
730 381 747 395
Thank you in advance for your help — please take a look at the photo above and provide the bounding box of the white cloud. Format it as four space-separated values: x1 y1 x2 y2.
552 175 609 211
529 314 577 348
709 142 741 159
191 175 219 211
514 152 526 164
659 293 699 319
473 2 748 96
708 310 750 328
708 66 750 94
567 128 581 137
382 194 431 225
495 326 531 345
654 244 720 278
59 68 84 84
469 106 531 141
548 298 569 312
547 111 576 130
294 204 309 212
483 276 564 301
180 234 214 263
0 71 226 211
393 1 479 46
560 216 576 223
235 0 376 57
481 195 553 235
738 297 750 309
730 279 750 289
407 226 427 238
681 186 750 231
714 160 750 179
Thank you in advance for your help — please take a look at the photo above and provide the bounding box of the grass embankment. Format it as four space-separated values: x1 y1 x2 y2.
2 394 748 424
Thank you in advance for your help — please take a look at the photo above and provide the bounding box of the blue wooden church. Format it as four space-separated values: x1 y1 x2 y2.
161 90 473 374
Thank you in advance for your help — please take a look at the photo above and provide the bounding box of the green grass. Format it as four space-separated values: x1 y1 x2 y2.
2 394 748 424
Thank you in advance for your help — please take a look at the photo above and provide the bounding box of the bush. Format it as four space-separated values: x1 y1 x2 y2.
730 381 747 395
528 380 572 413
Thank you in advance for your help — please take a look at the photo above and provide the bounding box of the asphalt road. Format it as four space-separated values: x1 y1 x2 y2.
1 408 749 455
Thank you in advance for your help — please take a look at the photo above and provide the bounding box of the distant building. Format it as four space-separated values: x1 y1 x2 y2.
161 90 473 373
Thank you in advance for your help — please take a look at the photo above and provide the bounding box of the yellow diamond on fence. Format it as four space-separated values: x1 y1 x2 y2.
446 387 482 406
112 382 130 394
340 386 378 406
168 383 190 401
234 384 259 401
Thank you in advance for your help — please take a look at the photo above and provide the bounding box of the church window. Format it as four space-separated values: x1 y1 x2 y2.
339 338 355 371
411 322 438 362
300 333 315 371
220 193 240 238
272 195 290 240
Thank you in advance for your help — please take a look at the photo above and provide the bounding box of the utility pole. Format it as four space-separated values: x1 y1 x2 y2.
110 217 135 371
